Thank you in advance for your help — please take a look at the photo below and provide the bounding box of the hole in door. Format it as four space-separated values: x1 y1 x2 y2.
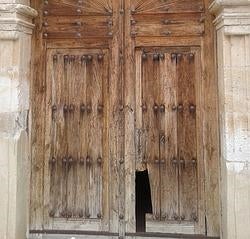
136 170 152 232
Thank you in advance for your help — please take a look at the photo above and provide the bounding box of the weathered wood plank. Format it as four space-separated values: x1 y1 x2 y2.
177 53 198 222
159 53 178 222
142 54 161 221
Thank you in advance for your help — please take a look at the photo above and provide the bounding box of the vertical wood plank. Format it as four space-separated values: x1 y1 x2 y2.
142 54 161 220
177 53 198 222
203 0 220 235
109 0 122 233
125 0 136 232
76 55 87 219
66 55 79 218
30 0 46 229
159 53 179 222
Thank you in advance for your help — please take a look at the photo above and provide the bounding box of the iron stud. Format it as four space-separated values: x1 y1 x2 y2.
43 10 48 16
189 104 196 113
87 104 92 113
43 33 48 38
119 158 124 164
159 104 165 113
131 19 136 25
153 104 159 113
52 104 57 111
142 53 147 60
80 157 85 165
98 54 104 61
155 157 159 164
142 103 147 112
192 158 197 165
69 104 74 113
79 210 84 218
86 212 91 218
44 0 49 5
119 214 124 220
86 156 91 164
62 157 67 163
43 22 48 27
49 157 56 164
173 213 179 220
153 53 159 61
49 210 55 217
159 53 165 59
171 157 178 165
80 104 85 113
177 104 183 112
81 55 86 62
119 104 124 112
68 157 73 164
164 31 171 36
97 213 102 219
97 104 104 113
171 53 176 61
77 9 82 14
87 55 93 61
97 157 102 164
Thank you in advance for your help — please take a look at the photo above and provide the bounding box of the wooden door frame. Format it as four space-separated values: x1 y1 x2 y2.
29 0 220 237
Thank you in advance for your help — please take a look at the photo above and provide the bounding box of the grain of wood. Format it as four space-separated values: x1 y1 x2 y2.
30 0 220 236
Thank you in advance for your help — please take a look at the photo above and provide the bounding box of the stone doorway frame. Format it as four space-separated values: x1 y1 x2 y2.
1 1 250 239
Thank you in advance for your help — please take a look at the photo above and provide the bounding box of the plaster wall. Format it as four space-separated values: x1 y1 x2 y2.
0 2 36 239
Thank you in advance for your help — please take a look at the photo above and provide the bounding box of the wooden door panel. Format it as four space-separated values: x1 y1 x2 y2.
130 0 204 14
43 16 111 39
132 14 204 37
44 0 113 16
136 48 201 233
44 49 109 229
177 53 198 222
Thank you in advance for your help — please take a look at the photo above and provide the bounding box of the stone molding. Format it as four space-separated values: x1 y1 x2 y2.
0 3 37 39
209 0 250 34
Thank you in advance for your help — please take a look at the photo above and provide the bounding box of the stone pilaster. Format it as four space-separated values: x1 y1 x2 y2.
210 1 250 239
0 2 37 239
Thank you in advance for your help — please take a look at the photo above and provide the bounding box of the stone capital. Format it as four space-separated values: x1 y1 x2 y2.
209 0 250 35
0 3 38 39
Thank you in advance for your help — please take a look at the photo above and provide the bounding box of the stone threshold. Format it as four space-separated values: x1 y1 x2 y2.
29 230 219 239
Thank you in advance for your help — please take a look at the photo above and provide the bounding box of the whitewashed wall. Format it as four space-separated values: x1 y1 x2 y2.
0 2 36 239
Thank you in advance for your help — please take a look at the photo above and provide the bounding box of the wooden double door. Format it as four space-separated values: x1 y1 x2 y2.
31 0 219 237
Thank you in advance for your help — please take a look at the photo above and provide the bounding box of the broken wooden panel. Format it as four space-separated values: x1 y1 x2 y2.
43 16 111 39
132 14 204 37
159 53 178 222
177 52 198 222
43 0 113 16
130 0 204 14
141 52 161 220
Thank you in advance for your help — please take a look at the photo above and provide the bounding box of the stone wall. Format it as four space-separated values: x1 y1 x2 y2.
210 1 250 239
0 3 36 239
